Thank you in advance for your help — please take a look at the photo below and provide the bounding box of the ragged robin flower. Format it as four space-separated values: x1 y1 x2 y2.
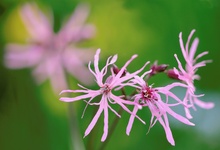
171 29 214 118
126 73 195 146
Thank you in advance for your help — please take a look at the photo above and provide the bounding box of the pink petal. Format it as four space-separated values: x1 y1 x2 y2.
59 3 92 42
157 89 183 104
49 62 68 93
193 60 210 69
101 101 109 141
108 105 121 118
5 44 43 68
166 104 195 126
194 99 215 109
20 3 52 41
174 54 187 75
126 106 139 135
184 107 193 119
100 54 118 78
79 24 96 39
93 49 102 80
194 51 209 61
84 97 105 138
158 114 175 146
179 32 187 59
59 89 75 95
189 38 199 62
185 29 196 55
60 91 99 102
113 54 138 81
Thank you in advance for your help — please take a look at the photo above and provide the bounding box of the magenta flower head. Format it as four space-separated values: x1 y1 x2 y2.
60 49 149 141
4 2 95 93
172 29 214 118
125 74 195 146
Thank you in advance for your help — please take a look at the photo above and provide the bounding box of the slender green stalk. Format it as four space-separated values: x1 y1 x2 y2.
86 106 99 150
68 103 85 150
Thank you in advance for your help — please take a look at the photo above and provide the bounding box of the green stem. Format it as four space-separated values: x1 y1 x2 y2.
68 103 85 150
86 106 99 150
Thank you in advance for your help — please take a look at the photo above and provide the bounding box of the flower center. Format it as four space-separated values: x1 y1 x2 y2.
140 86 157 104
101 84 111 94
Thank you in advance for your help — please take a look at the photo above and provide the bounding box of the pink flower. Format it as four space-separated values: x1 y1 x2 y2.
60 49 149 141
173 29 214 118
4 2 95 93
126 74 194 146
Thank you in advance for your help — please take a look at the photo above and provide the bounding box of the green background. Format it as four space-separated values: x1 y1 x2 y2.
0 0 219 150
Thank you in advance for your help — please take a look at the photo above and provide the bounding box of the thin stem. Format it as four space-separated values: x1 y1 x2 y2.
68 103 85 150
86 105 99 150
98 88 127 150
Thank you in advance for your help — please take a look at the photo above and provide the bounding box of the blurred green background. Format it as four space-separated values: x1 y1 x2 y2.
0 0 219 150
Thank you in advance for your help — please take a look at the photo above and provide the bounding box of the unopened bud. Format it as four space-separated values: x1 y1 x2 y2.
150 62 168 76
154 64 168 72
167 69 180 80
112 65 127 77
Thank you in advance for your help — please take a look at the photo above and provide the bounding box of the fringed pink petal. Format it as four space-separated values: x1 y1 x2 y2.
194 51 209 61
126 106 139 135
193 60 211 69
59 89 75 95
94 49 101 74
84 98 105 138
60 91 99 102
189 38 199 62
108 105 121 118
185 29 196 54
163 114 175 146
101 102 109 142
194 99 215 109
179 32 187 59
184 107 193 119
165 104 195 126
174 54 187 75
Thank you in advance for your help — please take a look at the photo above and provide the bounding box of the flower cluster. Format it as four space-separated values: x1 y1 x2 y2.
4 2 95 93
60 30 214 146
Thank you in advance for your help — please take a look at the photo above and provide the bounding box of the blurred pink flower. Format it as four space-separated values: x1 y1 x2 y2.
126 74 194 146
173 29 214 118
60 49 149 141
4 2 95 93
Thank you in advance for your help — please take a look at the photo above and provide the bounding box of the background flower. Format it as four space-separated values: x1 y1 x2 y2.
4 2 95 93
